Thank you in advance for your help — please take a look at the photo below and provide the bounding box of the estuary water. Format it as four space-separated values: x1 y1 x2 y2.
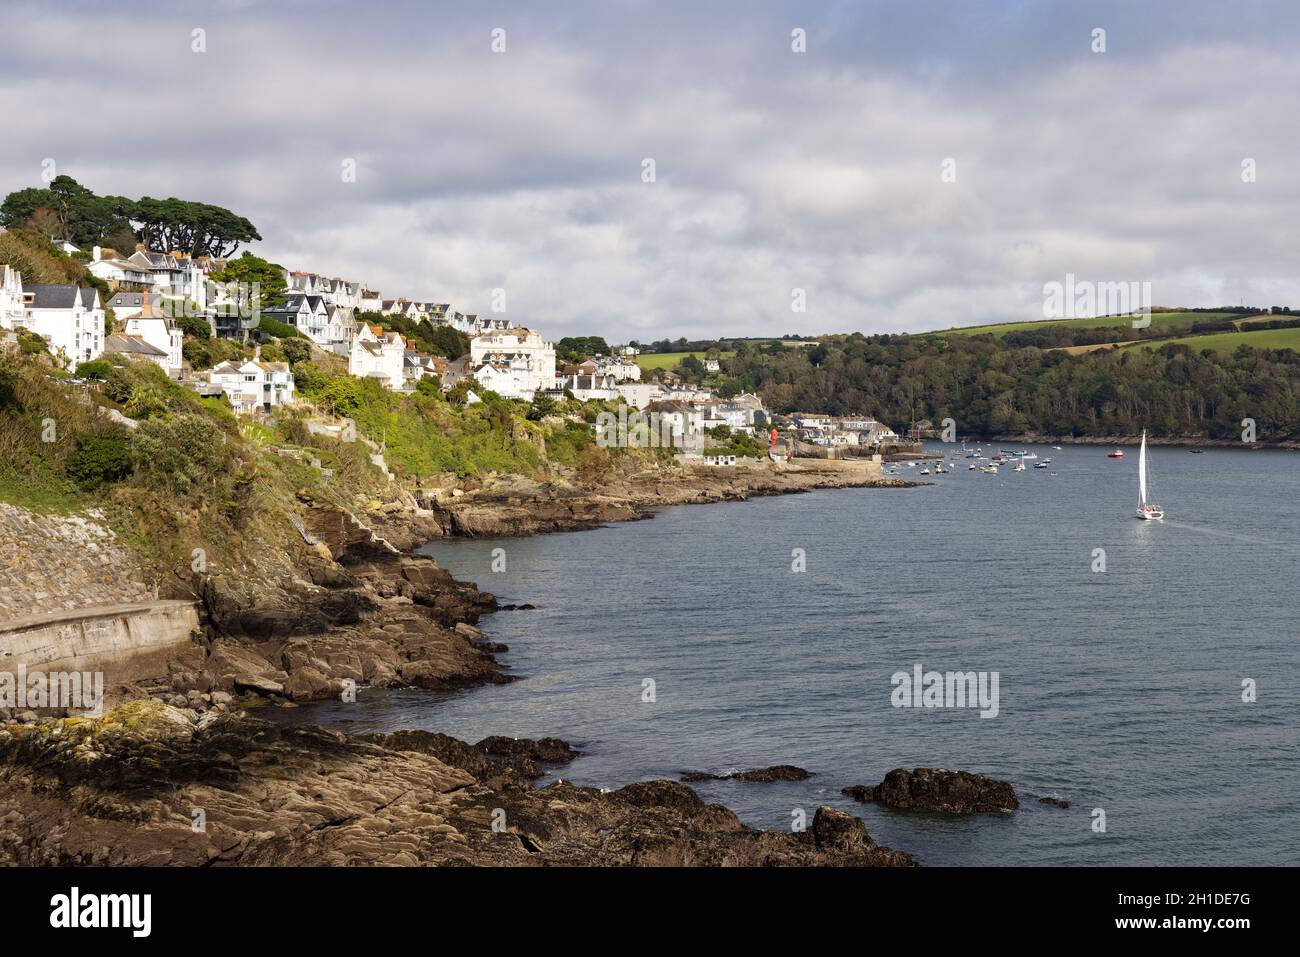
280 443 1300 865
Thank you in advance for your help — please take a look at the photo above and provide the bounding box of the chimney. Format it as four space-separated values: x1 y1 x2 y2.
92 245 101 262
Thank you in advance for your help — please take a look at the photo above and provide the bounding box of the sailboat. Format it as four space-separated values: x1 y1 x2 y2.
1135 431 1164 521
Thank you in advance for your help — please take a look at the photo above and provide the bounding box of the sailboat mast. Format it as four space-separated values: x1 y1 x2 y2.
1138 431 1148 506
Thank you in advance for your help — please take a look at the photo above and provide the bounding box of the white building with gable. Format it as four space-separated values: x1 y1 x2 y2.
348 323 405 390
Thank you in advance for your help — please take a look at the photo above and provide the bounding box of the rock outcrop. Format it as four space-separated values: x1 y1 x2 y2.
0 702 914 867
372 459 916 544
842 768 1019 814
681 765 813 783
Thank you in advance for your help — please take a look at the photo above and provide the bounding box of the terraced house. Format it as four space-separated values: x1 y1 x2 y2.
207 359 296 413
21 284 105 364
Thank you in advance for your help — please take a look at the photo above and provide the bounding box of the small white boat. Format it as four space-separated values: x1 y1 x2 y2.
919 467 930 475
1135 431 1164 520
1012 461 1026 472
1052 446 1062 451
968 463 976 470
1034 462 1049 469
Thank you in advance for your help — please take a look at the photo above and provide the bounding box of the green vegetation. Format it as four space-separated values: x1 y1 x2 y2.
703 426 766 458
636 350 734 371
1134 326 1300 354
940 310 1242 338
716 332 1300 441
557 336 612 363
1 175 261 257
355 311 468 359
210 251 288 313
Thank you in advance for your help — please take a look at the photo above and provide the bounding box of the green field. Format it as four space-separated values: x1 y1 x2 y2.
635 350 734 370
941 311 1242 337
1134 326 1300 353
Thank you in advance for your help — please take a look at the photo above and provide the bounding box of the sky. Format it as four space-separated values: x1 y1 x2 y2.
3 0 1299 341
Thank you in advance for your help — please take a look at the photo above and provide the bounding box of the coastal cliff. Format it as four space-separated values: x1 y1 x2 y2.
0 449 922 866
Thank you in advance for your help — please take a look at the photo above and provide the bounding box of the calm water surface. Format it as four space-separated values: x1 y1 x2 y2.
279 443 1300 865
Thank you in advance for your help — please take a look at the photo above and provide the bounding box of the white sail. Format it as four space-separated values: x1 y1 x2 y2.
1138 431 1148 506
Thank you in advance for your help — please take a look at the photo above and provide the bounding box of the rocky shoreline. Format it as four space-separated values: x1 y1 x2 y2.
0 456 939 866
373 456 918 546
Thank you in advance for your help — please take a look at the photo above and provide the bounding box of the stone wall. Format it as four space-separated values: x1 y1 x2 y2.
1 601 199 673
0 503 153 624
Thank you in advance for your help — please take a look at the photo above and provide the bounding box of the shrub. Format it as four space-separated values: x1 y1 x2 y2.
256 316 305 339
280 337 313 364
63 432 133 489
130 413 227 493
75 359 112 380
526 393 557 421
174 311 211 339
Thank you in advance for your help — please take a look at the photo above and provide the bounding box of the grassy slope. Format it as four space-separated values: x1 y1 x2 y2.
1133 326 1300 353
636 351 735 370
939 311 1240 337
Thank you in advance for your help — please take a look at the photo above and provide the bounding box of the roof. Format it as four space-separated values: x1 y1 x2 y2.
107 291 166 310
24 285 99 310
104 333 166 357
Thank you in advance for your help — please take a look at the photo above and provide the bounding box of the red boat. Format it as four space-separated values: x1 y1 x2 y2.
1107 449 1124 458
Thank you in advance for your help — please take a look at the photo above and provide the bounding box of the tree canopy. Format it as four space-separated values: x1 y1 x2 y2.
0 175 261 257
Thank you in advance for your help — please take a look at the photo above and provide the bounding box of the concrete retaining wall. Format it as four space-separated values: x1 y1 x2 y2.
0 601 199 673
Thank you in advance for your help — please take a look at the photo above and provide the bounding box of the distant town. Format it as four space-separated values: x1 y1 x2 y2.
0 234 904 460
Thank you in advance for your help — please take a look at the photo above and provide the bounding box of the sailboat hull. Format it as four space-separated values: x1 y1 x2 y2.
1136 506 1164 521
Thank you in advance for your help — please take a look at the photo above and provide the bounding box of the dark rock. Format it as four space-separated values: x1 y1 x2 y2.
812 806 866 853
841 784 874 803
476 735 580 764
857 768 1019 814
0 702 916 867
681 764 812 783
1038 796 1071 809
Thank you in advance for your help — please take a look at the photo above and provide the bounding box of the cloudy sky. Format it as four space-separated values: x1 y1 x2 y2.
3 0 1299 340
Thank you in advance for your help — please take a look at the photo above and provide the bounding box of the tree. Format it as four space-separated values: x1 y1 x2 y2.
210 252 288 317
1 176 261 256
23 208 63 241
526 393 557 420
132 196 261 257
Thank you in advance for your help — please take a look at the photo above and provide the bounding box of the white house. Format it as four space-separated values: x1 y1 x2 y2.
381 299 420 321
559 371 619 402
469 326 556 400
616 381 669 410
123 304 184 376
0 265 24 331
22 285 105 364
647 400 705 452
348 323 405 390
403 351 448 386
262 293 354 352
605 356 641 381
473 359 532 398
87 250 154 288
208 359 296 413
103 333 169 373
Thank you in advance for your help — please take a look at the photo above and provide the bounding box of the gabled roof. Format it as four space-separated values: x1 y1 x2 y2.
104 333 166 357
25 285 99 310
